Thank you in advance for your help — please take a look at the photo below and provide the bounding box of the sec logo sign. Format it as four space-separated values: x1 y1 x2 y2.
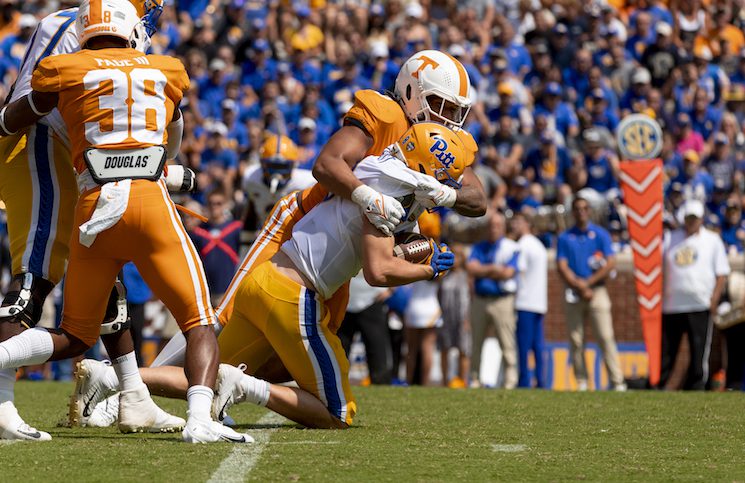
616 114 663 160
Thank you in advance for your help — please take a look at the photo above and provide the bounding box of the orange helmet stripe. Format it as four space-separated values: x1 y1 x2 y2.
89 0 104 25
444 53 468 98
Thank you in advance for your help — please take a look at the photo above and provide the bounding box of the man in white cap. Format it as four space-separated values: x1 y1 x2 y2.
661 199 730 390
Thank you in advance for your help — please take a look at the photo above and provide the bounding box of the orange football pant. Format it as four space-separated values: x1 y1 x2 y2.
61 179 214 346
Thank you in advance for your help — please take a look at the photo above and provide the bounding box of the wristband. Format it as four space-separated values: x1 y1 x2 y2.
0 106 16 136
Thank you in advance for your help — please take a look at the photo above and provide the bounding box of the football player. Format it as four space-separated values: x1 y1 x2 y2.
0 0 250 443
0 0 196 441
82 122 463 428
242 134 315 239
78 50 487 425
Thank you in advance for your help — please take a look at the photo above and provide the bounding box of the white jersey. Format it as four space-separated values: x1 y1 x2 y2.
515 233 548 314
282 149 424 299
9 8 79 147
243 165 316 222
662 227 731 314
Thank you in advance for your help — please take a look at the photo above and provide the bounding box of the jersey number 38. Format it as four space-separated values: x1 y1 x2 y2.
84 68 167 145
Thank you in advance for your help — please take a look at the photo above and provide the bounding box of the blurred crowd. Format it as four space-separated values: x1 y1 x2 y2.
2 0 745 387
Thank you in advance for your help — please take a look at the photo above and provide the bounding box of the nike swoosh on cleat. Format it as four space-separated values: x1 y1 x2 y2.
82 388 99 418
219 433 247 443
17 429 42 439
218 398 231 422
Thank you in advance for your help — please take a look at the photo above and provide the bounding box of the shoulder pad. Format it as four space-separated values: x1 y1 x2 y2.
352 90 402 126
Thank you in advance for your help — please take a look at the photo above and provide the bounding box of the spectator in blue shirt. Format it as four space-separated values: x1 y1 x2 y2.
625 11 655 62
523 130 572 204
295 117 321 170
586 88 620 132
200 123 239 198
198 58 233 119
364 42 398 92
578 129 619 196
563 48 593 106
556 197 626 391
188 190 242 306
466 211 520 389
535 82 579 139
220 99 249 154
620 67 652 115
493 21 532 79
240 39 277 93
690 87 722 141
721 201 745 253
705 133 737 193
0 14 35 67
506 177 541 213
670 150 715 201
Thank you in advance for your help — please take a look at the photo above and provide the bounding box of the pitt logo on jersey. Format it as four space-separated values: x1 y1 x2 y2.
429 136 456 168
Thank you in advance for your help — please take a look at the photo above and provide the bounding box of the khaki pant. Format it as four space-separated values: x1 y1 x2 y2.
471 294 517 388
563 286 624 386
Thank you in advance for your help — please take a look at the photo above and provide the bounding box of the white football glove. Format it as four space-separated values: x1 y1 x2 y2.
414 175 457 209
351 185 404 236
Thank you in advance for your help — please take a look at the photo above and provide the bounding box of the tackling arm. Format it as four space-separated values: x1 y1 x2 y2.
453 166 487 216
361 220 435 286
0 91 58 136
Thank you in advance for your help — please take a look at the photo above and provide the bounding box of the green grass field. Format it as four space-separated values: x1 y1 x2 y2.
1 381 744 482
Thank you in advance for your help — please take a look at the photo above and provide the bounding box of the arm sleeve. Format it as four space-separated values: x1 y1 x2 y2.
31 57 61 93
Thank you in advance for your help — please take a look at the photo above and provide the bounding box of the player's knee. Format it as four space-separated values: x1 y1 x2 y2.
0 273 54 329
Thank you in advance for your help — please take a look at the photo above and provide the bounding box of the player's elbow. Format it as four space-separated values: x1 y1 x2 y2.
362 259 391 287
311 154 333 183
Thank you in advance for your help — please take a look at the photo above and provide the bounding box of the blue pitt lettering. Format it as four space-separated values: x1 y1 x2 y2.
429 136 455 168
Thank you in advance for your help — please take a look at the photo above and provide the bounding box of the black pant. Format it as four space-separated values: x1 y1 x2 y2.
128 303 145 367
724 323 745 390
337 302 393 385
660 311 711 390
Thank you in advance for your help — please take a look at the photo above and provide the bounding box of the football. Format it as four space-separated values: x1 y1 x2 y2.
393 232 433 264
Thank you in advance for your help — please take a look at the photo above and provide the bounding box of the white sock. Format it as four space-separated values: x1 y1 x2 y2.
103 366 120 392
186 385 213 420
241 374 270 407
112 351 143 392
0 328 54 369
0 368 15 403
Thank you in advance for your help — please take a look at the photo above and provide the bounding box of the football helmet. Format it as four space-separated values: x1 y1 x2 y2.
394 50 472 128
76 0 149 52
393 122 467 188
260 134 299 193
131 0 163 38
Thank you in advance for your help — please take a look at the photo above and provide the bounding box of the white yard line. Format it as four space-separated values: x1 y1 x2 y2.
207 412 285 483
491 444 528 453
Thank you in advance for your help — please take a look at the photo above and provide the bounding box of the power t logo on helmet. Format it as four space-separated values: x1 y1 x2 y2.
394 50 472 128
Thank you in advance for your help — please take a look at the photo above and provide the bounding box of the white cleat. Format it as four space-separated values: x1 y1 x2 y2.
212 363 247 422
87 394 120 428
118 385 186 433
182 417 254 444
0 401 51 441
69 359 118 427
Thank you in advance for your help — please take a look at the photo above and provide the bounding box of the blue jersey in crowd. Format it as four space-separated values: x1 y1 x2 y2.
584 151 618 193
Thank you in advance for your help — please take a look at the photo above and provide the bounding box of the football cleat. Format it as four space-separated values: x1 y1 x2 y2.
118 385 185 433
69 359 118 427
87 394 120 428
0 401 51 441
182 417 254 444
212 363 248 423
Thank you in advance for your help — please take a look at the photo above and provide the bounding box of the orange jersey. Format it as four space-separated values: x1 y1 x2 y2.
344 89 477 165
31 47 189 173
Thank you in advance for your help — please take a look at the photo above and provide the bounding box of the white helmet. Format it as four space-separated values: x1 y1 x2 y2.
76 0 150 52
394 50 472 128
